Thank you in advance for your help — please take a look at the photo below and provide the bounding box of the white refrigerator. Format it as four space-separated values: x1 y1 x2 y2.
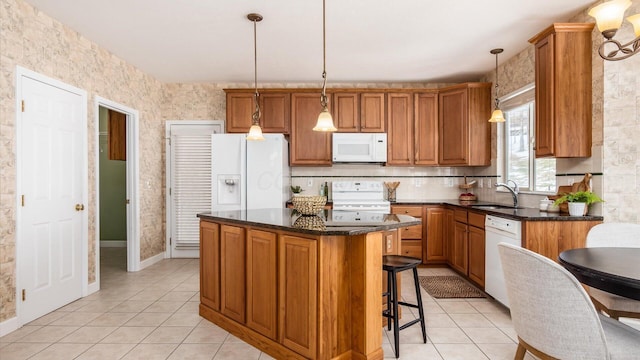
211 133 290 212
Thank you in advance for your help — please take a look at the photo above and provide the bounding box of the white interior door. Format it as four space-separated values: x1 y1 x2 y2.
18 72 87 324
166 121 224 258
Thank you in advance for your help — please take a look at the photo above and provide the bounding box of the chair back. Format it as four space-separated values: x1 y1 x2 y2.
498 243 609 359
586 222 640 248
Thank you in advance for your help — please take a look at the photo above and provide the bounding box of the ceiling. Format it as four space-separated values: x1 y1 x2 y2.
23 0 596 84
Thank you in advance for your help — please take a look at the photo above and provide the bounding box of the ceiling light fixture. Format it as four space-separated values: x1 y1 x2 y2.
488 48 505 123
589 0 640 61
313 0 337 132
246 13 265 141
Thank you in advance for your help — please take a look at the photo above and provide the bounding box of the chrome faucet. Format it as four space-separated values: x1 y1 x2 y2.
495 180 519 208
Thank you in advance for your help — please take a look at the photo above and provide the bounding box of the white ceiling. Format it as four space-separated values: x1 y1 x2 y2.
23 0 596 84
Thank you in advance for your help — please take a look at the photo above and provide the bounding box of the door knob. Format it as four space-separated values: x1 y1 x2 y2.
75 204 85 211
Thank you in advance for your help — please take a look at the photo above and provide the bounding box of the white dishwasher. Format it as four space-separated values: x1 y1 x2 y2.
484 215 522 308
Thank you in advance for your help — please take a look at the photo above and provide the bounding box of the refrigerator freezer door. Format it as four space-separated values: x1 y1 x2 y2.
212 134 246 211
246 134 290 211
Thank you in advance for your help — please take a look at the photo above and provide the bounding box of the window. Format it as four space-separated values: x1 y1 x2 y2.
500 85 555 193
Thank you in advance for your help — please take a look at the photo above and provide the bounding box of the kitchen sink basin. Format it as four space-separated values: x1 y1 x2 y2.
470 204 522 210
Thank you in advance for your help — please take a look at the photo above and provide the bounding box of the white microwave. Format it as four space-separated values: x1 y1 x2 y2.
332 133 387 163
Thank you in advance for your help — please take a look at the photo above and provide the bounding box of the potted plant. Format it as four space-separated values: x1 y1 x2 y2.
553 191 604 216
290 185 304 197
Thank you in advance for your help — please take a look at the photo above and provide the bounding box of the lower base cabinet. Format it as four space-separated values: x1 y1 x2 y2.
247 229 278 340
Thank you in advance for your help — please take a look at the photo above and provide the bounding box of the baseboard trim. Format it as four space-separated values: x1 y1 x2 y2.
100 240 126 248
139 252 165 270
87 281 99 296
0 316 19 337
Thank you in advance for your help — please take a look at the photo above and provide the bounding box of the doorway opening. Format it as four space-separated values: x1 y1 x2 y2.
94 97 140 288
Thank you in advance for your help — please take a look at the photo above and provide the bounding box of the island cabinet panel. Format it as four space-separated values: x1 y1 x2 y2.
360 93 386 132
200 221 220 311
290 92 332 166
414 92 439 165
386 93 414 165
246 229 277 340
522 220 601 262
220 225 246 324
425 207 446 262
279 235 317 359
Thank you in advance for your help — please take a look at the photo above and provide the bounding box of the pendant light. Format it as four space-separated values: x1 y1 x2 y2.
488 48 505 123
313 0 337 132
246 13 265 141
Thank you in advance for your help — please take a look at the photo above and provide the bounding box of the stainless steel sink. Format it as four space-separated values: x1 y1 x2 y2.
470 204 522 210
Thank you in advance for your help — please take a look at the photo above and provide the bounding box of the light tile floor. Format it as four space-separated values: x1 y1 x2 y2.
0 248 536 360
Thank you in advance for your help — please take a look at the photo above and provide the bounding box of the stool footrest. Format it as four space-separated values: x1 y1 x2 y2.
399 318 423 332
397 301 419 309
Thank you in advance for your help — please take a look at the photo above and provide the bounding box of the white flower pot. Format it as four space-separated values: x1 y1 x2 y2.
568 202 587 216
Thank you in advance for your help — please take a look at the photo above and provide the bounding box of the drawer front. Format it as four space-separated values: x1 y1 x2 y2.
400 224 423 240
454 209 468 223
401 240 422 259
468 212 485 228
391 205 423 217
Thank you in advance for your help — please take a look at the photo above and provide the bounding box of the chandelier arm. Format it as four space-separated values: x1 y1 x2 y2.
598 36 640 61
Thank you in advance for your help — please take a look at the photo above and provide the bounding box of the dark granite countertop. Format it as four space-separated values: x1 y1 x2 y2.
198 208 421 236
390 199 604 222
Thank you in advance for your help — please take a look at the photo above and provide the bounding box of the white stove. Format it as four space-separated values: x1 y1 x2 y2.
331 181 390 213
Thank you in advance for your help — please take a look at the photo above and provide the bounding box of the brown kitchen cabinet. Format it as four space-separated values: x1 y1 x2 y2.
225 91 291 134
360 93 386 132
529 23 594 158
220 225 246 323
523 220 601 262
467 212 485 287
425 206 446 262
279 234 318 358
200 221 220 311
444 208 455 264
246 229 277 340
438 83 491 166
333 92 359 132
290 92 332 166
386 93 414 165
414 92 439 165
391 205 424 260
448 209 485 287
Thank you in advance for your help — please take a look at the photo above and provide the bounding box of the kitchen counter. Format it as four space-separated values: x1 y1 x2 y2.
390 199 604 221
197 208 420 235
198 208 416 359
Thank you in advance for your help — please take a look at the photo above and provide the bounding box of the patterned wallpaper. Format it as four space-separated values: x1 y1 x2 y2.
0 0 165 321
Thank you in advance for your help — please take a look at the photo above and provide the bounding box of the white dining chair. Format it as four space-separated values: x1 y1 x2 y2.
498 243 640 360
586 222 640 320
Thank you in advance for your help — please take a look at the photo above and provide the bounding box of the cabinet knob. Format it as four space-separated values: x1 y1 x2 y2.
405 210 409 213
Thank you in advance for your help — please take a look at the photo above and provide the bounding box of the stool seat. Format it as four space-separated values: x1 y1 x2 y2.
383 255 422 271
382 255 426 358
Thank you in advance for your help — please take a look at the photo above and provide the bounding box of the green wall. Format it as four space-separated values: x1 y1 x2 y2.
99 106 127 242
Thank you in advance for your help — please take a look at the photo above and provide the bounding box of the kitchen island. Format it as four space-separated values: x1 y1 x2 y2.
198 209 420 360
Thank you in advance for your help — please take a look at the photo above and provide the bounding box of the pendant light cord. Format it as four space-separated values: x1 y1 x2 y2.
252 17 261 124
494 51 499 109
320 0 328 108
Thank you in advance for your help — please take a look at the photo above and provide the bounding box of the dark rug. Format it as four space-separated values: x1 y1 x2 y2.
419 275 486 299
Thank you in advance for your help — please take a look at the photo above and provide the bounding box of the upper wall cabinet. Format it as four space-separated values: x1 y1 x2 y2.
333 92 385 132
386 93 414 165
438 83 491 166
414 92 438 165
529 23 594 158
290 92 332 166
225 90 290 134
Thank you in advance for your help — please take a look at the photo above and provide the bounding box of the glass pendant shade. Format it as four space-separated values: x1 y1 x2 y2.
589 0 631 35
247 124 265 141
488 109 505 123
313 107 337 131
628 13 640 37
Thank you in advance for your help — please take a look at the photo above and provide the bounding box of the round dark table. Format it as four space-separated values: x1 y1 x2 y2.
558 247 640 301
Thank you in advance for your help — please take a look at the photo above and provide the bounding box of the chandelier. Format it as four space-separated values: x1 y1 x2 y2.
589 0 640 61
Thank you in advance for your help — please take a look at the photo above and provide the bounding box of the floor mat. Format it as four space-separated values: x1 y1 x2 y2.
418 275 486 299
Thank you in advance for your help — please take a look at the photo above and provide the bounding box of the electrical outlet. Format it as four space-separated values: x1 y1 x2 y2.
487 179 492 188
307 179 313 187
567 178 574 185
479 179 483 188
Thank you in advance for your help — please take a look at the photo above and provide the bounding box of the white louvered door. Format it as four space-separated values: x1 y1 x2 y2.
166 121 224 258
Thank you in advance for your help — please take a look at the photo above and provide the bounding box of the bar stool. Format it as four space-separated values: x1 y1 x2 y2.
382 255 427 358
